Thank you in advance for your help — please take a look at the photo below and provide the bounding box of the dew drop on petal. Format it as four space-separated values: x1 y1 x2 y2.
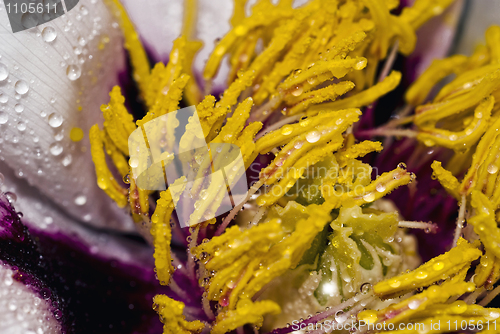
48 113 63 128
389 278 401 288
66 65 81 81
5 192 17 204
49 143 63 156
129 158 139 168
363 192 375 202
487 164 498 174
14 104 23 113
432 261 444 271
8 300 17 311
78 36 86 46
0 63 8 81
54 131 64 141
291 86 303 96
408 300 421 310
15 80 29 95
299 118 310 127
4 273 13 286
375 183 386 193
306 131 320 143
281 126 293 135
416 270 428 279
17 121 26 131
354 59 367 70
42 26 57 42
21 12 38 29
80 5 89 15
74 194 87 206
0 93 8 104
0 111 8 124
62 155 72 166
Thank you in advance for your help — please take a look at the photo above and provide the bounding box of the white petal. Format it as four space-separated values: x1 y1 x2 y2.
409 0 464 76
0 0 133 230
0 262 61 334
120 0 233 87
0 162 152 266
456 0 500 55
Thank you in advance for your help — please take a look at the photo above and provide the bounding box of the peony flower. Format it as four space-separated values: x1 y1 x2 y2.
1 0 500 333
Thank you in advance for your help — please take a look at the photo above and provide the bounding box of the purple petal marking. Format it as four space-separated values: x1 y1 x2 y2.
0 190 177 333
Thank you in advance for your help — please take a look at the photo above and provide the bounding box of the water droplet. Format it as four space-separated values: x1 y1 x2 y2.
123 174 131 184
416 270 428 279
48 113 63 128
487 164 498 174
354 59 367 70
14 104 23 113
294 141 303 149
21 12 38 29
0 63 8 81
78 36 86 46
17 121 26 131
0 93 8 104
306 131 320 143
0 111 8 124
360 283 372 294
363 192 375 203
388 278 401 288
452 301 467 314
8 300 17 311
42 26 57 42
432 261 444 271
291 86 303 96
281 126 293 135
62 155 72 166
335 311 348 323
49 143 63 156
4 274 13 286
489 311 500 319
15 80 29 95
74 194 87 206
5 192 17 204
408 300 421 310
129 158 139 168
375 183 386 193
66 64 81 81
299 118 310 127
424 139 435 146
54 131 64 141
